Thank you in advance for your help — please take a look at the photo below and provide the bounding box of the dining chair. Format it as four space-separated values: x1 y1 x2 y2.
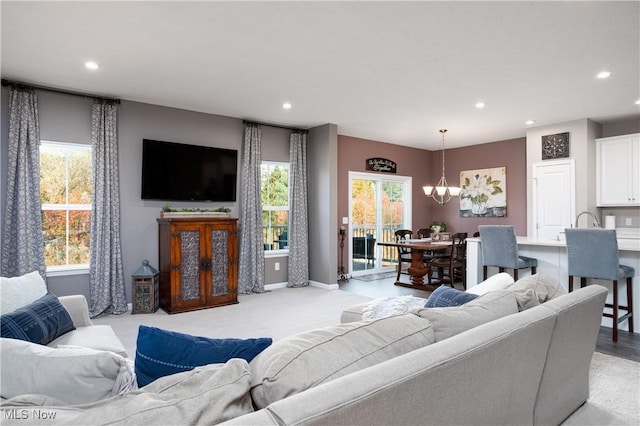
394 229 413 282
416 228 440 264
478 225 537 280
429 232 468 289
565 228 634 342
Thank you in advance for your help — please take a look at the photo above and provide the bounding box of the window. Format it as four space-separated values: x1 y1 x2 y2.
40 141 92 270
261 162 289 251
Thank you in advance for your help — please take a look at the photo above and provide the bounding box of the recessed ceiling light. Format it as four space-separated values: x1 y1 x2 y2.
596 71 611 79
282 102 292 110
635 99 640 105
526 120 536 125
84 61 99 70
475 102 485 109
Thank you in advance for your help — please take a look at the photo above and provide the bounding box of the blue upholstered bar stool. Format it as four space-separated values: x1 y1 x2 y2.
565 228 634 342
478 225 538 281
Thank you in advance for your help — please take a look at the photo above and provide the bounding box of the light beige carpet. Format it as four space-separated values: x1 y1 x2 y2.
92 286 372 357
93 286 639 425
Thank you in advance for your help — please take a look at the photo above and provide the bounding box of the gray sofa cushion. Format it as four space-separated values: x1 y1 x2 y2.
510 273 567 303
250 313 435 409
412 291 519 341
49 325 128 358
1 338 135 404
2 359 254 425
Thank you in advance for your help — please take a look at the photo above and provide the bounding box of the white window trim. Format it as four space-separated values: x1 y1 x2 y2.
41 140 92 273
262 161 290 255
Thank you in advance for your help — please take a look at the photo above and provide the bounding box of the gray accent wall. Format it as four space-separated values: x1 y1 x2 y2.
0 87 301 300
307 124 338 286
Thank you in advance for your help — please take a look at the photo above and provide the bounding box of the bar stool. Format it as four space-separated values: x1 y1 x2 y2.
478 225 538 280
565 228 634 342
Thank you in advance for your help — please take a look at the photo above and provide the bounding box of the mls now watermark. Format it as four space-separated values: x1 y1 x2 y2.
3 409 57 421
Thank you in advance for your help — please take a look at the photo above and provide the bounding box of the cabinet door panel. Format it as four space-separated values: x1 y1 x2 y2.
179 230 202 301
597 134 639 206
210 228 230 297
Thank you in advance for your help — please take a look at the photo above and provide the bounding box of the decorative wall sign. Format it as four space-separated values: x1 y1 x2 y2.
541 132 570 159
366 158 396 174
459 167 507 217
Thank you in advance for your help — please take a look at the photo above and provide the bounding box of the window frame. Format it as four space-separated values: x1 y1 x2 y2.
40 140 92 274
261 161 290 257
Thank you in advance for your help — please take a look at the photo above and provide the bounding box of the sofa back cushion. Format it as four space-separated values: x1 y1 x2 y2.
510 273 566 303
412 291 519 341
250 313 435 409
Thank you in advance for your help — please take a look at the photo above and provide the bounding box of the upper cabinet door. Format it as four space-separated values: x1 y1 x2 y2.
597 134 640 206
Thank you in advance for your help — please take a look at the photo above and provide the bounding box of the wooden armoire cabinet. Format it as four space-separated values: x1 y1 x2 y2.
157 217 238 314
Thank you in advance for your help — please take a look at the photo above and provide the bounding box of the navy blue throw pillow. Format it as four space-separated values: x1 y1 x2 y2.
1 291 75 345
135 325 272 387
424 285 479 308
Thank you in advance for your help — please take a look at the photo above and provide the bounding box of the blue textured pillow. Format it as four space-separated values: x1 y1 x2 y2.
1 291 75 345
135 325 272 387
424 285 479 308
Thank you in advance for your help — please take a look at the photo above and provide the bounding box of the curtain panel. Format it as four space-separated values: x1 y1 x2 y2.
287 132 309 287
238 123 265 294
1 87 46 279
89 101 127 316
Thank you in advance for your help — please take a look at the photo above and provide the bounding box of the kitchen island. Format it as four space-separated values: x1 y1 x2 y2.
466 231 640 333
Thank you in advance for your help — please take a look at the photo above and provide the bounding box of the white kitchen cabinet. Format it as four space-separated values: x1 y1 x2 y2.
596 133 640 206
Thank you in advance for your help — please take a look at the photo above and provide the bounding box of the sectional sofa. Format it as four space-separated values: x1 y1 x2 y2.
0 274 607 425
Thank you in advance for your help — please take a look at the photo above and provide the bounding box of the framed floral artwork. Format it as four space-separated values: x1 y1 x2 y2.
459 167 506 217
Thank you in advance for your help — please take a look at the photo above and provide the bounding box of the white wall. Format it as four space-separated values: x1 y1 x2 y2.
526 119 601 236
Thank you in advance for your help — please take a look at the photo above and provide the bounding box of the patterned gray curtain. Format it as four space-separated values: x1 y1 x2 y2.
238 123 265 294
287 132 309 287
1 86 46 279
89 101 127 316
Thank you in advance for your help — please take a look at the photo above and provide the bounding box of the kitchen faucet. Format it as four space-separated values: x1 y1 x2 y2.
574 211 602 228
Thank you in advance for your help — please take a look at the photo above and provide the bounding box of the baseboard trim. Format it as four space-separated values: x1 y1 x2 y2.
265 282 288 291
310 281 339 290
265 281 339 291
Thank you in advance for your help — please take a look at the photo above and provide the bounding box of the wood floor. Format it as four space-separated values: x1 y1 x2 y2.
340 272 640 363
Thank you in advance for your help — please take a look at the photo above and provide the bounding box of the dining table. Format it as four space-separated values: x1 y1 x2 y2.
377 239 452 290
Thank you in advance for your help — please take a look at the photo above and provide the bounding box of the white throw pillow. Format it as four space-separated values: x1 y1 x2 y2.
466 272 515 295
0 338 137 404
0 271 48 315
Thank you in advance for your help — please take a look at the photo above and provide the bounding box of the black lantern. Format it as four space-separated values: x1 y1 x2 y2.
132 259 159 314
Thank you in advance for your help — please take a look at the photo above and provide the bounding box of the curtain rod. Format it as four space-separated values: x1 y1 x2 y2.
243 119 307 133
1 79 121 104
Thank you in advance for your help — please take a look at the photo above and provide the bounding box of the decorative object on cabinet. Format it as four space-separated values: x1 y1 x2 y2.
596 133 640 206
423 129 461 205
459 167 506 217
541 132 570 159
160 204 231 218
157 217 238 314
132 260 160 314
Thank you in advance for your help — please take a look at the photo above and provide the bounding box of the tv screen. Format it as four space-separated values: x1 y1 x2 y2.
141 139 238 202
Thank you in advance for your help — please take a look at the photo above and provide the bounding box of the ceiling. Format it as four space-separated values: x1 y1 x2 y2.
1 1 639 150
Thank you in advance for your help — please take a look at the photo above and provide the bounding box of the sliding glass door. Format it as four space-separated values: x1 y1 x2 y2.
348 172 412 275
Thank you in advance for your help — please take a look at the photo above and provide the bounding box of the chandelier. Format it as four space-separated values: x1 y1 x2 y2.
422 129 461 205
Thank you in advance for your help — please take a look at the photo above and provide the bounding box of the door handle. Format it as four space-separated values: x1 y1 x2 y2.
200 257 212 271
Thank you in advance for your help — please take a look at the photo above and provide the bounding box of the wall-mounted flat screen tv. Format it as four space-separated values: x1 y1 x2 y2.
141 139 238 202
